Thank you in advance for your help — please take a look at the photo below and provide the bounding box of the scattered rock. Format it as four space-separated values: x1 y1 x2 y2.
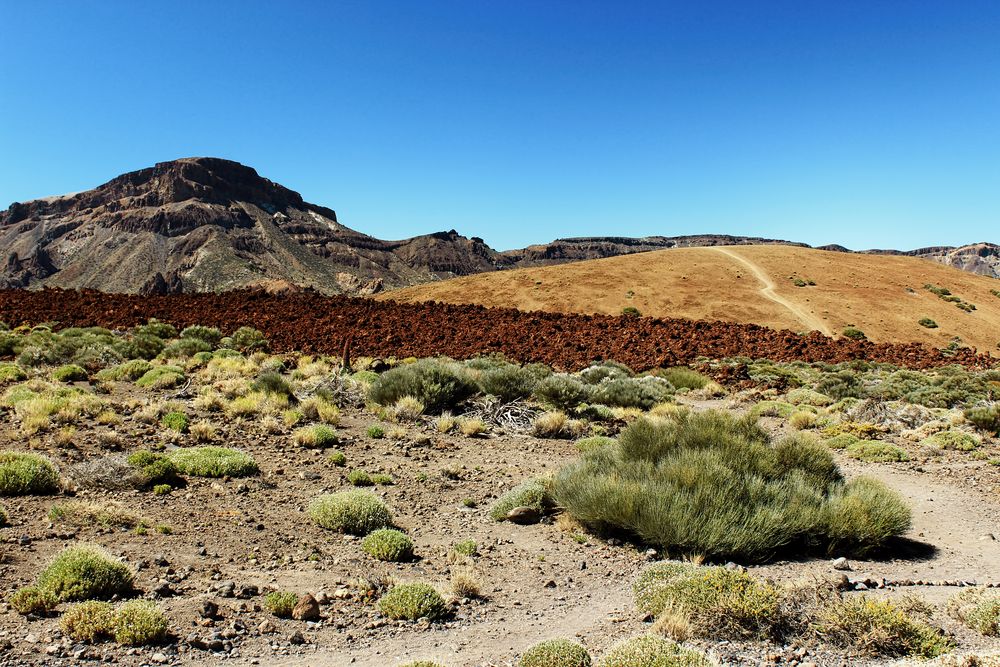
292 594 320 621
504 506 540 524
831 557 851 571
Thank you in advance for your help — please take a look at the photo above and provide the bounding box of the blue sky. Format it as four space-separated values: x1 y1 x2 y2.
1 1 998 250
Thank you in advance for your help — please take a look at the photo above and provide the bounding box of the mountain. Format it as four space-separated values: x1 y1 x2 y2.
383 244 1000 355
0 157 512 295
2 157 996 295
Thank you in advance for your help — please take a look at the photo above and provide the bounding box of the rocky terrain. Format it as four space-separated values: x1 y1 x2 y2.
2 158 997 297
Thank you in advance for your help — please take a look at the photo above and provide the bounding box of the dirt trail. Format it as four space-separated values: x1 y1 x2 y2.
711 247 832 336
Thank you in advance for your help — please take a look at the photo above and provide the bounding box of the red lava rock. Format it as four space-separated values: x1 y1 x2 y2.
0 287 993 371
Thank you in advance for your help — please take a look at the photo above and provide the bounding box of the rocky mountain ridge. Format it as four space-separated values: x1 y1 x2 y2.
1 157 996 295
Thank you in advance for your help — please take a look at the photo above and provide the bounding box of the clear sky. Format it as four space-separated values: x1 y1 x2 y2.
1 1 998 251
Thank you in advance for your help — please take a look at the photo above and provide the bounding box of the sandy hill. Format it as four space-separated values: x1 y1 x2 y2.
382 244 1000 355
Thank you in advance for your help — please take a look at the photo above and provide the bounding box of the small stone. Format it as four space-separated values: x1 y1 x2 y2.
543 580 556 589
980 533 996 541
289 630 306 645
831 557 850 571
200 600 219 619
314 591 331 605
151 652 168 664
505 506 540 524
258 620 277 635
292 594 320 621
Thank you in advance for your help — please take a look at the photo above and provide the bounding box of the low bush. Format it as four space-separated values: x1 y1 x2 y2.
552 411 911 561
160 411 189 433
477 365 539 402
309 490 393 535
751 400 797 418
821 477 913 556
947 589 1000 636
920 430 980 451
180 325 222 346
49 501 140 529
361 528 414 562
575 436 617 454
846 441 909 462
348 469 374 486
816 594 952 657
369 359 477 413
520 638 592 667
327 451 347 466
95 359 154 382
918 318 938 329
162 337 213 358
533 375 592 410
633 562 781 639
578 361 633 385
231 326 269 352
532 411 585 439
9 586 58 615
490 479 550 521
52 364 88 382
842 327 866 341
126 450 179 487
0 363 28 383
458 417 487 437
366 424 386 438
251 371 295 400
597 635 709 667
37 545 134 602
786 387 834 407
377 582 447 621
264 591 298 618
592 377 672 409
964 404 1000 435
294 424 340 448
61 600 115 642
824 433 860 450
169 447 258 478
0 451 60 495
113 600 168 646
394 395 425 420
657 367 710 391
789 411 817 430
135 366 185 389
132 320 177 340
453 539 478 557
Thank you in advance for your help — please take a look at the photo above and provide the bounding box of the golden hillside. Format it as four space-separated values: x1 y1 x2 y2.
381 245 1000 355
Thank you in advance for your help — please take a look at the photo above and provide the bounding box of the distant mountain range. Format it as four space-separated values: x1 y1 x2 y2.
1 157 996 295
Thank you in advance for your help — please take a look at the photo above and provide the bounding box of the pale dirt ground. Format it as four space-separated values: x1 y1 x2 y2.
382 245 1000 356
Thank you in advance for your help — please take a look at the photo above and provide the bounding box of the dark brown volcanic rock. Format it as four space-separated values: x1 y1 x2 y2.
0 158 511 294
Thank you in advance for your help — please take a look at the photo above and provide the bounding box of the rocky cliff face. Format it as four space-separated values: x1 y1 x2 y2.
0 158 510 294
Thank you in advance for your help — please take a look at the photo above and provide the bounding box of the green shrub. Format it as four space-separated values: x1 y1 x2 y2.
369 359 477 413
361 528 414 562
61 600 115 642
920 430 980 451
327 451 347 466
947 589 1000 636
750 400 796 418
453 539 477 557
377 582 446 621
264 591 298 618
786 387 833 407
132 320 177 340
160 411 189 433
846 441 909 462
37 545 134 602
366 424 386 438
309 490 393 535
0 451 60 496
534 375 592 410
633 563 781 639
577 361 633 384
52 364 88 382
575 436 617 454
169 446 258 477
842 327 866 341
113 600 168 646
816 370 864 399
95 359 155 382
597 635 709 667
552 412 911 561
231 326 269 352
180 325 222 346
126 450 179 487
348 469 374 486
520 638 592 667
9 586 58 615
622 306 641 317
153 484 172 495
816 594 952 657
965 405 1000 435
117 334 165 360
477 365 539 402
592 378 672 409
162 337 213 358
294 424 339 449
490 479 549 521
918 318 938 329
824 433 860 450
0 363 28 383
657 367 710 390
251 371 295 399
135 365 185 389
820 477 912 556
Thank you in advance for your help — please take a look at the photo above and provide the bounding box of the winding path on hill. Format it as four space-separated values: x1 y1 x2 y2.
711 246 833 336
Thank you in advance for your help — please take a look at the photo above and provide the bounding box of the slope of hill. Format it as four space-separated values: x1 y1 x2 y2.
383 244 1000 354
0 157 512 294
